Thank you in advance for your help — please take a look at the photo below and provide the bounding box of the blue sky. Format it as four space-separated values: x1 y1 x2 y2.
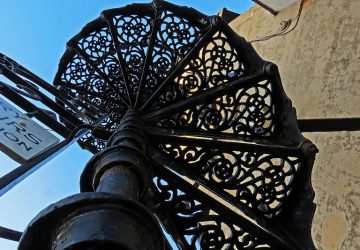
0 0 253 249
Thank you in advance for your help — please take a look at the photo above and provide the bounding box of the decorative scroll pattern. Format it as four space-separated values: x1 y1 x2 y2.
157 80 275 137
79 132 106 153
58 81 106 111
79 110 125 153
147 31 246 111
158 144 301 218
58 53 125 151
59 54 118 109
138 10 206 104
49 2 314 247
154 177 271 249
56 86 98 122
112 14 153 100
176 32 246 95
77 27 128 101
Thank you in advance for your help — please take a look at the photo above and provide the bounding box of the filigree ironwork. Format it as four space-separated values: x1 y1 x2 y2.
154 176 272 249
58 52 115 108
141 9 208 106
158 144 301 218
146 31 247 111
75 25 129 102
154 79 275 137
113 14 153 99
50 1 317 249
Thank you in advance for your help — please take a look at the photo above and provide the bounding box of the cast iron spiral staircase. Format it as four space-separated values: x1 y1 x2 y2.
2 1 317 249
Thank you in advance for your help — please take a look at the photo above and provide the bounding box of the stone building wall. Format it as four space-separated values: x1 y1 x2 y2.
228 0 359 249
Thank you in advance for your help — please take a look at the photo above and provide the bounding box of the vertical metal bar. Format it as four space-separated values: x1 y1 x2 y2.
35 109 165 250
96 167 140 200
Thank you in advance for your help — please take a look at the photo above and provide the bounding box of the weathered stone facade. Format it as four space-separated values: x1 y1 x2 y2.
227 0 359 249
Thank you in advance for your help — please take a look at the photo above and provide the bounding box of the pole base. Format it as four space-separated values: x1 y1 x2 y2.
18 193 165 250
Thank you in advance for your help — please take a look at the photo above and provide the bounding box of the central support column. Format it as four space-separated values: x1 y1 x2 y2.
18 109 164 250
81 108 152 199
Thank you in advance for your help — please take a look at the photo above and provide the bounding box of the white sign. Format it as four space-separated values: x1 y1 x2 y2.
0 97 59 163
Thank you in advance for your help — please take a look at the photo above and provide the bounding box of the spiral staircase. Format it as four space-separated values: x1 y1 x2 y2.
0 1 318 249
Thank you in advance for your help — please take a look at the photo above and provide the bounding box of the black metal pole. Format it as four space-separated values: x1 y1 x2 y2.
96 167 140 200
18 109 165 250
0 226 22 242
298 118 360 132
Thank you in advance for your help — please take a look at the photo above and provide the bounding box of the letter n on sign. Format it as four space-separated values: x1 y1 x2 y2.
0 97 59 163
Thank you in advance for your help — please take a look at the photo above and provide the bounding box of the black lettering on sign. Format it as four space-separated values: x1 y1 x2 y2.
5 121 43 145
6 121 26 134
25 133 42 145
0 97 59 161
3 131 19 142
0 127 34 151
17 141 32 152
